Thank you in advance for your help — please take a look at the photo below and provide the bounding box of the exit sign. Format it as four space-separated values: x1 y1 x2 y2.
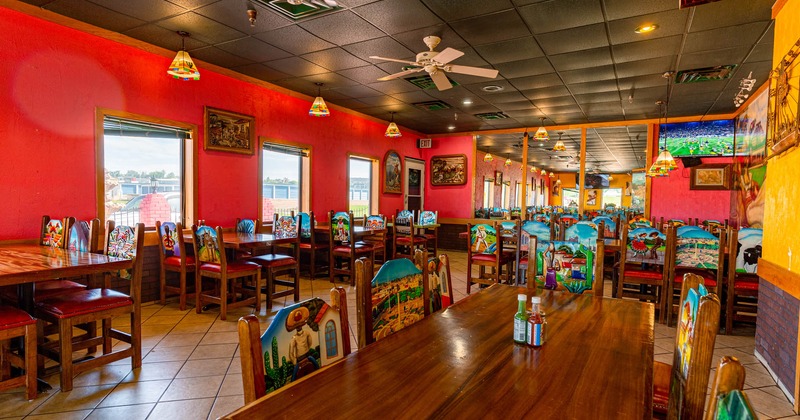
417 138 432 148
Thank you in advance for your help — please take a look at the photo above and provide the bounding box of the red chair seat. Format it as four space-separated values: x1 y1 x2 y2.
333 245 372 254
471 253 514 264
424 233 436 239
674 272 717 288
734 280 759 291
199 261 261 273
396 236 426 245
365 241 385 249
164 256 196 267
0 305 36 330
35 280 87 300
36 289 133 319
624 268 664 280
299 242 328 250
519 257 529 266
249 254 297 268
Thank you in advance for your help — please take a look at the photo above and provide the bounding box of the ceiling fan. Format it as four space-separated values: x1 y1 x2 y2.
369 36 499 91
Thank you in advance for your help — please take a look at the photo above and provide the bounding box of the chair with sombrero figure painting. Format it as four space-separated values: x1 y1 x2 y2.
466 222 514 294
414 249 454 313
156 221 196 311
329 211 373 285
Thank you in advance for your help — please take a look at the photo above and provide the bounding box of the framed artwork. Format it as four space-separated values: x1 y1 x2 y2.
690 164 731 190
383 150 402 194
430 154 467 186
586 189 598 206
494 170 503 186
531 177 537 192
204 107 255 155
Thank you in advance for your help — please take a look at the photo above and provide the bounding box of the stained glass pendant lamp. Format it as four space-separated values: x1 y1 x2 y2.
385 112 401 138
552 131 566 151
647 100 678 177
309 82 330 117
167 31 200 81
484 153 493 163
504 155 512 167
534 117 549 141
540 168 547 176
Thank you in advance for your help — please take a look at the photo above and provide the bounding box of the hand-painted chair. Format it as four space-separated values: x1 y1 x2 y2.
156 221 196 311
556 214 579 240
329 211 372 285
67 218 101 254
627 215 652 230
0 306 37 400
33 216 87 300
35 221 145 392
517 220 549 285
361 215 388 264
237 287 350 404
616 224 672 322
234 218 261 259
295 211 328 279
510 207 522 219
527 240 602 295
466 222 514 294
193 225 261 321
652 273 720 418
413 249 454 313
725 227 762 334
392 209 425 260
705 356 756 420
666 225 725 326
249 215 300 309
593 216 616 239
702 219 727 237
354 257 429 348
417 210 439 257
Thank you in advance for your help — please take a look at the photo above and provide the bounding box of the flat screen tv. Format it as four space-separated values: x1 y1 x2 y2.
583 173 610 189
662 119 735 157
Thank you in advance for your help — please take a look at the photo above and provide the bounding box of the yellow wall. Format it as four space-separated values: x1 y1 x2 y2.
763 0 800 272
550 173 632 209
550 173 576 206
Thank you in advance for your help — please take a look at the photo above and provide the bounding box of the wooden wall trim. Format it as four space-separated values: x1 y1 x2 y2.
773 0 790 19
758 258 800 300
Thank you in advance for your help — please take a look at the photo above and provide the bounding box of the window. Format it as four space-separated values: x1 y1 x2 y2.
99 112 196 227
261 141 310 219
515 182 522 207
325 320 337 357
602 188 623 208
483 178 493 208
562 189 579 207
501 183 508 208
348 156 376 217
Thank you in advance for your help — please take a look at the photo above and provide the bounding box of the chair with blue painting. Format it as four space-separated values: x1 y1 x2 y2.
516 220 550 286
466 222 514 294
510 207 522 220
474 208 488 219
329 211 373 285
593 216 616 239
156 221 196 311
489 207 507 220
295 211 328 279
665 225 726 326
392 209 425 260
354 256 429 348
701 219 727 237
724 227 762 334
234 218 261 259
532 221 603 295
627 214 653 230
249 214 300 309
652 273 720 418
417 210 439 257
556 214 579 240
361 214 388 264
237 287 351 404
704 356 756 420
414 250 454 313
616 223 673 322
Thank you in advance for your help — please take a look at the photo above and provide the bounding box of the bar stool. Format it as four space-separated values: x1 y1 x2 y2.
0 306 37 400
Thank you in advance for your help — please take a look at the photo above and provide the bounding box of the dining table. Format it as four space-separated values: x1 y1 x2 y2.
222 285 655 419
183 232 294 250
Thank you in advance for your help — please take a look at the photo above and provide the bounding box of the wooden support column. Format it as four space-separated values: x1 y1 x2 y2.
644 123 655 219
578 127 587 215
521 131 529 220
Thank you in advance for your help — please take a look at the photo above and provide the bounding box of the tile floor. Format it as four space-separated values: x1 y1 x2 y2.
0 251 795 419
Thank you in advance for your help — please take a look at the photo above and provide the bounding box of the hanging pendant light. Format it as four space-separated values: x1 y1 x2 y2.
385 112 401 138
484 153 493 163
531 166 537 173
504 155 512 167
540 168 547 176
549 172 555 178
167 31 200 81
309 82 330 117
552 131 566 151
648 97 678 177
534 117 549 141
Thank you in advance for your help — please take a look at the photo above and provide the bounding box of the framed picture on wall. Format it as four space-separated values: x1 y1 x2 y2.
494 170 503 186
586 189 598 206
690 164 731 190
204 107 255 155
430 154 467 185
383 150 402 194
531 177 537 192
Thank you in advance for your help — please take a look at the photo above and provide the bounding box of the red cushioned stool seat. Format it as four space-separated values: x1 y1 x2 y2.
199 261 261 273
249 254 297 268
0 305 36 330
164 255 196 267
35 289 133 319
35 280 87 300
624 268 664 280
734 280 759 291
674 271 717 288
333 244 372 254
396 236 426 245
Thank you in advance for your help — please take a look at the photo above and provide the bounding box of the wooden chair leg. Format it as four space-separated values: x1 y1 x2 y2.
159 267 167 306
178 270 187 311
58 318 74 392
467 260 473 294
0 338 9 380
132 308 142 369
220 275 228 321
23 323 37 400
195 274 203 314
102 318 113 354
293 267 300 303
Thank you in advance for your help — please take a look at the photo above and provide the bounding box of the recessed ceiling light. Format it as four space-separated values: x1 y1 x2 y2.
447 125 456 130
635 24 658 34
538 143 544 147
482 85 504 92
462 98 473 105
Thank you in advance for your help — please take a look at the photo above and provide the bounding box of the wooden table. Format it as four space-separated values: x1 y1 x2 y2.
223 285 655 419
183 233 294 250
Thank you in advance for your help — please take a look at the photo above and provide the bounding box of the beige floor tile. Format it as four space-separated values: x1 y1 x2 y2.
207 395 244 420
159 376 224 402
760 385 791 399
169 323 212 335
178 312 219 325
199 331 239 345
142 345 195 364
157 332 205 348
139 324 173 338
206 321 238 333
123 361 184 383
189 344 237 360
746 388 795 418
25 410 92 420
744 364 782 389
98 379 171 407
72 364 133 387
32 385 115 414
0 391 51 417
227 358 242 374
143 315 185 326
87 403 154 420
218 374 243 397
148 398 214 420
176 359 231 379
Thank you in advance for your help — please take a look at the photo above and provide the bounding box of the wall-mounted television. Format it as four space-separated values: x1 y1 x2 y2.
577 173 610 189
662 119 735 157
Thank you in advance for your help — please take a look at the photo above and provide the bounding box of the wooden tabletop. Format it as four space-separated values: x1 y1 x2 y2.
183 233 294 250
0 244 133 287
313 225 381 235
223 285 654 420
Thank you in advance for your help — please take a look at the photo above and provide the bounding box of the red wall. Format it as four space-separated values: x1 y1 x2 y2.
0 7 426 239
649 154 733 223
418 136 474 219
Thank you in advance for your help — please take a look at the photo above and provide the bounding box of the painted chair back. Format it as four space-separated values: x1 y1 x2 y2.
330 211 352 243
157 221 184 258
394 209 414 235
236 218 258 234
625 226 668 265
565 221 599 251
418 210 437 226
237 288 350 404
673 225 724 270
414 249 454 313
365 215 386 230
704 356 754 420
105 222 140 261
297 212 314 239
468 223 499 256
593 216 616 238
104 221 145 288
510 207 522 219
499 220 518 239
519 220 549 279
532 241 596 294
355 257 429 347
628 215 653 230
193 225 223 265
668 219 687 228
68 218 100 253
40 215 74 249
702 220 726 236
732 228 762 275
273 215 300 239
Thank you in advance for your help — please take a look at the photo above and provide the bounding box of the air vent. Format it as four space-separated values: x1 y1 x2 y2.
679 0 721 8
405 75 459 90
675 65 737 83
413 100 452 111
254 0 341 20
474 112 510 121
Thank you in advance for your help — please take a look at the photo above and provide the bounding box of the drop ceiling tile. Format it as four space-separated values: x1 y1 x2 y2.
746 42 774 63
356 95 405 107
299 11 385 46
329 98 372 110
344 36 417 63
494 57 553 79
521 85 571 100
44 0 145 33
672 79 729 96
366 79 422 95
477 91 529 104
232 63 291 81
392 25 470 52
617 74 673 91
89 0 185 21
607 9 689 45
353 1 442 34
518 0 603 34
535 23 608 55
611 35 682 63
331 84 384 99
473 37 544 65
299 72 362 89
217 37 292 62
560 65 616 84
569 79 620 94
533 96 579 108
684 22 769 54
265 56 330 77
166 0 217 8
125 24 208 51
689 0 773 32
419 0 514 21
582 101 624 113
194 1 292 34
494 101 537 112
450 10 531 45
389 90 440 104
190 46 253 68
615 56 674 78
508 73 564 91
677 47 749 70
574 91 622 104
551 48 613 72
603 0 675 21
301 48 369 71
158 12 247 44
337 65 391 84
254 26 334 55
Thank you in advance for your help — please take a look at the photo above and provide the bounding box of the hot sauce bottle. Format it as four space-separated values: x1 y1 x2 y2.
527 296 545 347
514 294 528 344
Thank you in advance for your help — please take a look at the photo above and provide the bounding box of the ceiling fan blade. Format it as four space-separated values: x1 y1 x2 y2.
377 67 424 81
433 47 464 65
446 64 499 79
429 69 453 91
368 55 418 65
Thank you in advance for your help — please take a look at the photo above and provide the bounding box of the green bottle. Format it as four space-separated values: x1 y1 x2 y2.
514 294 528 344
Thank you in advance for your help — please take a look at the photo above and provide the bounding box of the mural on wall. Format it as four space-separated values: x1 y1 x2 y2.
631 171 646 210
731 88 768 227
